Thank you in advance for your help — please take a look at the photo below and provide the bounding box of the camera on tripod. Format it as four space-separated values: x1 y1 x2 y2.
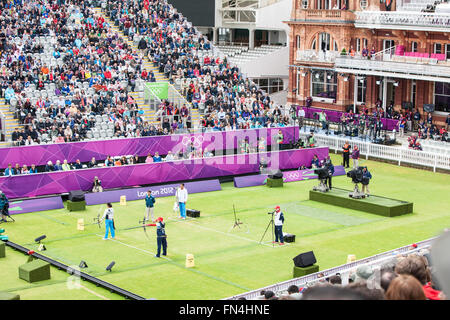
346 167 368 198
313 167 331 193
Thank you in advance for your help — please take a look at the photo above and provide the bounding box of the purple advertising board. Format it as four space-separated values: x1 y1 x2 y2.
0 147 329 199
85 179 221 205
234 165 346 188
0 127 299 169
9 196 64 215
297 106 399 131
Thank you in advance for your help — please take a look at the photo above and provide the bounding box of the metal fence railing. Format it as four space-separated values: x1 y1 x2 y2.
297 132 450 172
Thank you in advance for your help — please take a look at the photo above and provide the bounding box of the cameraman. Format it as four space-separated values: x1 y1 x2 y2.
324 156 334 190
92 176 103 193
273 206 285 246
0 191 9 222
362 167 372 196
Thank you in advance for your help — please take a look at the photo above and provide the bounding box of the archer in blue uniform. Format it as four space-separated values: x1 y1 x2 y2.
147 217 167 257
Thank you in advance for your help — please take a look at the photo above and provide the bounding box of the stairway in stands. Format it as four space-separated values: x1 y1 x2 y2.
0 98 21 147
94 7 200 128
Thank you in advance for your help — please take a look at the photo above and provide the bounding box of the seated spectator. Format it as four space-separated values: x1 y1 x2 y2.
14 164 21 174
45 161 55 172
55 135 65 144
380 270 398 292
73 159 83 170
133 155 140 164
385 275 426 300
92 176 103 193
21 165 29 175
165 151 175 161
120 156 128 166
328 274 342 285
286 285 302 300
145 153 154 164
105 156 115 167
28 164 38 174
25 136 35 146
54 160 63 171
153 152 162 163
310 155 321 168
62 160 71 171
87 157 97 168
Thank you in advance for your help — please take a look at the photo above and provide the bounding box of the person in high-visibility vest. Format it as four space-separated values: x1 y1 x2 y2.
342 141 351 168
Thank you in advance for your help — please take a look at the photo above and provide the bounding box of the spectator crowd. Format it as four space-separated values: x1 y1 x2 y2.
247 243 447 300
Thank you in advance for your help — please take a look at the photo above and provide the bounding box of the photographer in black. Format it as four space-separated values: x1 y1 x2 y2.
375 118 383 138
361 167 372 197
324 156 334 190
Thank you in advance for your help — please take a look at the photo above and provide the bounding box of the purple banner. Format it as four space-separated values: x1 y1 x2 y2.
234 165 346 188
0 148 328 199
9 196 64 215
0 127 298 169
298 106 399 131
85 180 221 205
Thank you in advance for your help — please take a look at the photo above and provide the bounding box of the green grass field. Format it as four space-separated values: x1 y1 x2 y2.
1 154 449 300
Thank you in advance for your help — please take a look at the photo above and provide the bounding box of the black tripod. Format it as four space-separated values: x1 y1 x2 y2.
230 204 243 230
259 211 275 247
0 213 15 224
0 206 15 224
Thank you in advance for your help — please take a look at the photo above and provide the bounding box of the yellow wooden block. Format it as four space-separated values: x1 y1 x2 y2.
77 218 85 231
120 196 127 206
185 254 195 268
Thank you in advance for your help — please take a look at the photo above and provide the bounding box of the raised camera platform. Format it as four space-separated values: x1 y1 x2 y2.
309 188 413 217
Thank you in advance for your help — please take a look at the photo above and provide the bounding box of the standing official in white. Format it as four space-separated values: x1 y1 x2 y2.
175 184 188 219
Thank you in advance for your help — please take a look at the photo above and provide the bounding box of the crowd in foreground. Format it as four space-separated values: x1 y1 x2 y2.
247 244 446 300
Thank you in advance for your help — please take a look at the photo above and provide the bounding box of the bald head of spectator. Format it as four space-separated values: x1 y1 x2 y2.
380 270 398 292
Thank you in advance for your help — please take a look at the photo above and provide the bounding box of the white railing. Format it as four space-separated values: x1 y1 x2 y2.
296 50 341 63
225 237 435 300
297 132 450 172
355 11 450 30
420 140 450 154
335 55 450 80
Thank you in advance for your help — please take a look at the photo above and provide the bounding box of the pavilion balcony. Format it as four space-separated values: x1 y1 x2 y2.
355 11 450 32
334 46 450 83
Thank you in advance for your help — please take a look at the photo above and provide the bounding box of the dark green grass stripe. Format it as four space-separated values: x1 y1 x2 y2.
31 211 70 225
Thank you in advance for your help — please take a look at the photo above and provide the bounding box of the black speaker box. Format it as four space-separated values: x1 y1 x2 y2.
69 190 85 202
293 251 316 267
186 209 200 218
268 170 283 179
283 233 295 243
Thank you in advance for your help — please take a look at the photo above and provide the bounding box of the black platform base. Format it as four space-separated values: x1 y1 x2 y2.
67 200 86 212
309 188 413 217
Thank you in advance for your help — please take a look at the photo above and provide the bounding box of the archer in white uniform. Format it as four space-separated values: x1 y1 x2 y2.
100 203 115 240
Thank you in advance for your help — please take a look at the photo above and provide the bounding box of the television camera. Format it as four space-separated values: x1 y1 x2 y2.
346 167 369 198
313 167 331 192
